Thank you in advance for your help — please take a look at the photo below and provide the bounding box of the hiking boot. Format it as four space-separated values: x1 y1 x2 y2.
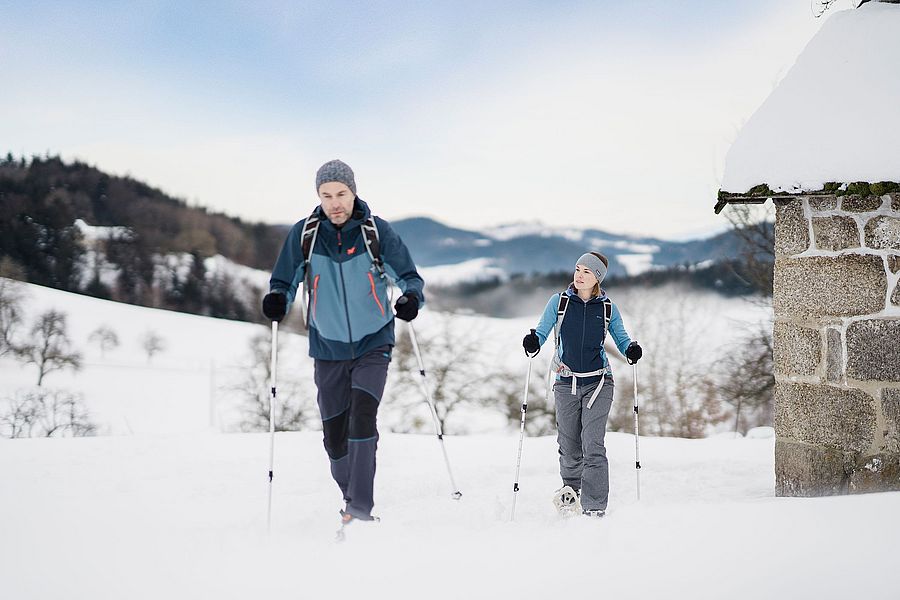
552 485 582 515
339 509 380 524
582 509 606 518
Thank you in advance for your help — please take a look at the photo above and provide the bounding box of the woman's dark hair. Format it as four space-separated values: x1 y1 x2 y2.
589 251 609 268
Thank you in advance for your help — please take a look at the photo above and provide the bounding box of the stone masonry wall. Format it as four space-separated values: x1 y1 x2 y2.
774 193 900 496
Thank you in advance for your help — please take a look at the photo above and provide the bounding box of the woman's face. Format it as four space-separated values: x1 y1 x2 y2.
573 264 598 292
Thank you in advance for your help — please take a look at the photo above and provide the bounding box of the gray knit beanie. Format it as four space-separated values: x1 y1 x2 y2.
577 252 608 285
315 159 356 195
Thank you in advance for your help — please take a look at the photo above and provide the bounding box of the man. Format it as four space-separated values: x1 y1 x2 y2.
262 159 424 525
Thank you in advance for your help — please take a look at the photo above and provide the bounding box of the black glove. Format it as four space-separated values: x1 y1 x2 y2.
394 292 419 322
625 341 642 364
522 329 540 356
262 292 287 322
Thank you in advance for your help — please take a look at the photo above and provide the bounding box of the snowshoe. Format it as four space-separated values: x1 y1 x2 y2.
552 485 581 516
582 509 606 519
335 509 380 542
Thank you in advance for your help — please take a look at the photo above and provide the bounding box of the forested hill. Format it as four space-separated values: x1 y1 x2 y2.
0 155 291 321
0 154 285 278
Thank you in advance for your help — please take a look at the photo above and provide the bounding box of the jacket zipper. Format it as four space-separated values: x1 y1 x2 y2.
580 301 587 376
337 230 355 358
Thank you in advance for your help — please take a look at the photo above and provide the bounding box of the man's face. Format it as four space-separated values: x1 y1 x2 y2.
318 182 355 226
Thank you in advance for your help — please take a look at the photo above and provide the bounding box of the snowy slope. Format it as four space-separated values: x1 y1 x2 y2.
0 280 299 435
0 280 770 436
2 430 900 599
721 3 900 193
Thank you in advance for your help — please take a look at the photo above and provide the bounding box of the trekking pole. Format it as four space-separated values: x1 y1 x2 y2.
266 320 278 532
405 320 463 500
632 362 641 501
510 337 537 522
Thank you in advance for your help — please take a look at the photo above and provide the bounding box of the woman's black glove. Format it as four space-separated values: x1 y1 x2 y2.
523 329 540 356
262 292 287 322
625 341 643 364
394 292 419 322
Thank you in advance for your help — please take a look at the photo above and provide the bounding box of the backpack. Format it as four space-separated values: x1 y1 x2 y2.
553 292 612 350
299 209 384 275
297 209 385 328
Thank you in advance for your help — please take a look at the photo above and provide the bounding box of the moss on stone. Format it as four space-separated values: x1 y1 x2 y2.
747 183 772 196
870 181 900 196
844 182 871 196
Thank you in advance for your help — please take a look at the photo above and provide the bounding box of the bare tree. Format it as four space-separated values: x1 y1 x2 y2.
140 330 166 363
387 314 510 434
499 358 557 436
0 388 96 438
0 277 25 357
721 203 776 433
812 0 840 18
18 310 82 386
237 331 314 432
610 290 729 438
88 325 120 358
724 204 775 298
718 321 775 434
0 393 41 437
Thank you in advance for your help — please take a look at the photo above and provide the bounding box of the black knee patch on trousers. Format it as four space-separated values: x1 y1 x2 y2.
349 389 379 440
322 410 349 460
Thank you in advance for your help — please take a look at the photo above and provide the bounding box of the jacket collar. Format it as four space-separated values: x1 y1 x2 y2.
315 196 371 232
565 283 608 303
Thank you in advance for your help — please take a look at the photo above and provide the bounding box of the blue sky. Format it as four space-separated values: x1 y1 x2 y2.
0 1 848 238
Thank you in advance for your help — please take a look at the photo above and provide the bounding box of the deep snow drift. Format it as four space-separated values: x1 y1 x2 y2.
721 3 900 194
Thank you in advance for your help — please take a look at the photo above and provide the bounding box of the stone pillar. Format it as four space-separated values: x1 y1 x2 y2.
773 192 900 496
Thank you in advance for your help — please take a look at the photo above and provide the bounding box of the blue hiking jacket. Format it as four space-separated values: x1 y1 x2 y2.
533 285 632 385
269 197 425 360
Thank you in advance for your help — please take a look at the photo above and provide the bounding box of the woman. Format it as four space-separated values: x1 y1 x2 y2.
522 251 642 518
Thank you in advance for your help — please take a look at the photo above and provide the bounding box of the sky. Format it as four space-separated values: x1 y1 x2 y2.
0 1 860 239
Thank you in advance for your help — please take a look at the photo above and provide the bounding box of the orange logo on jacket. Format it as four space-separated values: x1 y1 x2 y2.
347 247 357 255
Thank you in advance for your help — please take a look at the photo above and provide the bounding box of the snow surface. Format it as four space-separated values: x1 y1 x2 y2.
4 429 900 599
418 257 508 286
2 281 898 598
74 218 133 241
483 221 586 242
721 3 900 194
616 253 654 276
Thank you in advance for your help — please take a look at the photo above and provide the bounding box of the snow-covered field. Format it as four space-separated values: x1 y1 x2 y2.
4 428 900 599
2 281 899 598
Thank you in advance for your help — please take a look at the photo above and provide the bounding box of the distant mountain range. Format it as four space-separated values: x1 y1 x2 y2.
391 217 750 279
1 155 765 322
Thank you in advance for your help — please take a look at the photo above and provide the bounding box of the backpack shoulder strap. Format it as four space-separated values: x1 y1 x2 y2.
297 210 321 331
603 298 612 338
300 210 321 266
554 292 569 348
361 215 385 276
